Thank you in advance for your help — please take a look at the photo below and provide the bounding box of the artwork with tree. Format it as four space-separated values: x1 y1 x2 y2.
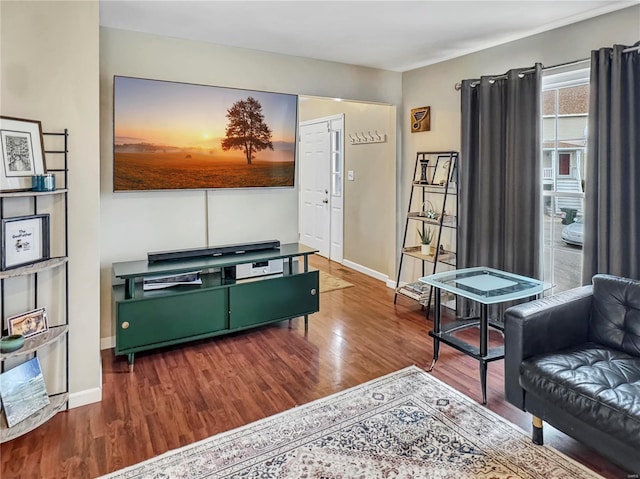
221 97 274 165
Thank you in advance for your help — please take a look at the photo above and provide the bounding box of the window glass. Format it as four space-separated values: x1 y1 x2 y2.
541 67 589 294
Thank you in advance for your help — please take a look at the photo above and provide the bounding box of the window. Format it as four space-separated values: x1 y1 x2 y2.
331 129 342 196
541 66 589 293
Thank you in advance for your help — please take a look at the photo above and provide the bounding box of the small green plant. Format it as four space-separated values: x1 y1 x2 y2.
417 227 433 245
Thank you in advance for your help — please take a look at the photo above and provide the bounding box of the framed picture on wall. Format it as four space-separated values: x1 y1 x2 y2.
0 116 47 192
410 106 431 133
1 214 50 270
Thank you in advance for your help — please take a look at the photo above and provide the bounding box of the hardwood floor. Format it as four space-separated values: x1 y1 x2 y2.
0 256 629 478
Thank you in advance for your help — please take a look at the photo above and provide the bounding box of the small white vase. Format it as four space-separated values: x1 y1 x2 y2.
420 244 430 255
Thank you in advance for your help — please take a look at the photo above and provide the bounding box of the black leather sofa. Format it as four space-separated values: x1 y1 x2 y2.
504 274 640 474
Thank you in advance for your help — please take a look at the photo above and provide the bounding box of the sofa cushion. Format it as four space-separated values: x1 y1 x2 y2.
520 343 640 448
590 274 640 357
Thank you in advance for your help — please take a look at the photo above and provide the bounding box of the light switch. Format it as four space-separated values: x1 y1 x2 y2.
348 170 354 181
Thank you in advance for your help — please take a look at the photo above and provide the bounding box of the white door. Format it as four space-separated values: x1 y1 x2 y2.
299 115 344 260
299 120 331 257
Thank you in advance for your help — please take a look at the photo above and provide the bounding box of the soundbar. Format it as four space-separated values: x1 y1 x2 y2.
147 240 281 263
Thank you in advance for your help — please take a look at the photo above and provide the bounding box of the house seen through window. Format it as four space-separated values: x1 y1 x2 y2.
541 67 589 293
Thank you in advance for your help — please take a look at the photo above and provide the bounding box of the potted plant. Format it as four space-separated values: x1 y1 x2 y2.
417 227 434 255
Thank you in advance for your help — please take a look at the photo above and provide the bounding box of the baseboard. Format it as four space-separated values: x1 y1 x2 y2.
101 335 115 350
342 260 389 284
69 386 102 409
386 278 397 289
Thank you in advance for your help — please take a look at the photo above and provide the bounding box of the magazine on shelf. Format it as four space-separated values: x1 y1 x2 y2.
403 281 430 294
143 271 203 290
398 281 431 303
398 288 426 302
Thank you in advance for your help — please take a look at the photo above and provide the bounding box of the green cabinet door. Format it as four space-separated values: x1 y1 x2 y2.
229 271 319 329
116 288 228 353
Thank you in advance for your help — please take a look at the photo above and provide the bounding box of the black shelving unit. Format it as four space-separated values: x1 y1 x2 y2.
394 151 458 316
0 129 69 442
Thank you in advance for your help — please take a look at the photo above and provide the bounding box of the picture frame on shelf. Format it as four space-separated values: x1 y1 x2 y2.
0 116 46 192
1 214 50 271
7 307 48 339
0 357 50 428
432 155 455 186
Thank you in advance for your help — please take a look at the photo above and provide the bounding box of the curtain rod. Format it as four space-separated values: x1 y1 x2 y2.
453 58 586 91
454 66 537 91
454 44 639 90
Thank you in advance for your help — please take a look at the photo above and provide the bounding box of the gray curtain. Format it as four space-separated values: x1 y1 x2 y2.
583 43 640 282
459 65 542 280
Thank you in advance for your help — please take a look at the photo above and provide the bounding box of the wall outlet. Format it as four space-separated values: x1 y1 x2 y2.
348 170 354 181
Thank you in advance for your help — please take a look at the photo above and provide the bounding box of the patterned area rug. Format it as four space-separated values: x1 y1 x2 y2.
99 366 602 479
319 270 354 293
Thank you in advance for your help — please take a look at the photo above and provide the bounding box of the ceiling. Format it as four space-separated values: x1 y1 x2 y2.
99 1 637 72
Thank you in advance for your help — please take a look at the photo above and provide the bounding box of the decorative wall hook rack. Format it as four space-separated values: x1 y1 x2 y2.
349 130 387 145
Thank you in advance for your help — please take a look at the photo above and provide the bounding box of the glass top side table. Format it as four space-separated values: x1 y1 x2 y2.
419 267 549 404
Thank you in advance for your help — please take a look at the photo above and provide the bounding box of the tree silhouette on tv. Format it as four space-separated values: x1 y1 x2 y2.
221 96 273 165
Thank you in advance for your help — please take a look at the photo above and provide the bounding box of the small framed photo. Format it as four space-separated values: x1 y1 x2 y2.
7 307 48 338
432 155 456 185
0 116 46 192
1 214 50 271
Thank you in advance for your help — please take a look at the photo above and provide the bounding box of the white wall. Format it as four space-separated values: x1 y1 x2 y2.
99 27 402 341
1 1 102 406
399 5 640 282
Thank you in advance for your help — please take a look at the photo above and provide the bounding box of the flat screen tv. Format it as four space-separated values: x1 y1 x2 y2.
113 76 298 191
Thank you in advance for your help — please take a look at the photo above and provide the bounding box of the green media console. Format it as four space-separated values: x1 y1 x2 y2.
112 243 319 369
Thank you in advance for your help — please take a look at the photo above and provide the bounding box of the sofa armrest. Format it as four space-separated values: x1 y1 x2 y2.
504 285 593 409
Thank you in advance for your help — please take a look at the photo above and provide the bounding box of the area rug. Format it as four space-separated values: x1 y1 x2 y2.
319 270 354 293
99 366 601 479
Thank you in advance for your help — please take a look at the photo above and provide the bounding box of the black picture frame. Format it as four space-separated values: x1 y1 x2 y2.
0 116 47 192
432 154 456 186
1 214 50 271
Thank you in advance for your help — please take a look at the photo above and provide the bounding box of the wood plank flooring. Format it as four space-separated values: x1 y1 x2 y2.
0 256 630 478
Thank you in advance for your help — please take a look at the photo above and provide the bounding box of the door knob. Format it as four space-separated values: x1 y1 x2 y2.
122 321 130 329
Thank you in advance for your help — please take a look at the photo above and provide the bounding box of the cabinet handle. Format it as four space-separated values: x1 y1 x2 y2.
122 321 130 329
311 288 317 295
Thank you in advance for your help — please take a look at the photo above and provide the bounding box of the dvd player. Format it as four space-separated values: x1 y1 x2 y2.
224 259 284 280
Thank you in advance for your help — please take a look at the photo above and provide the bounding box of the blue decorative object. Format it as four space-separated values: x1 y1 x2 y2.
31 174 55 192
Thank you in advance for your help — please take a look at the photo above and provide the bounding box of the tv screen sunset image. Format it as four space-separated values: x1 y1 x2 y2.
113 76 298 191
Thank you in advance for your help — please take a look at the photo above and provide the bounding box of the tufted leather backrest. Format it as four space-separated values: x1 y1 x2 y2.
589 274 640 357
